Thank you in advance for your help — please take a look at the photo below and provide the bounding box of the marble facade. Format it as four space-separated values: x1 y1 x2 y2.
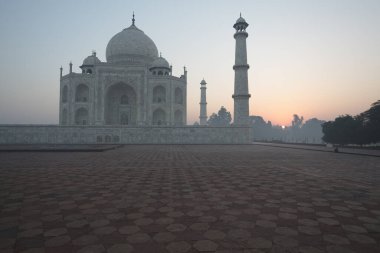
0 15 253 144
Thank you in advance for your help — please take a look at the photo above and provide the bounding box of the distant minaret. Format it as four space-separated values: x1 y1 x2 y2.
199 79 207 125
232 14 251 125
183 66 187 81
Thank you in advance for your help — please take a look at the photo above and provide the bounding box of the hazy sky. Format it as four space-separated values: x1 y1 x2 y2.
0 0 379 125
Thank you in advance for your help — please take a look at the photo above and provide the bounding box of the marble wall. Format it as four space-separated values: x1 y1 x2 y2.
0 125 252 144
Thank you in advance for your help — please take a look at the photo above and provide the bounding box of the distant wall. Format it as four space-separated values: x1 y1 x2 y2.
0 125 252 144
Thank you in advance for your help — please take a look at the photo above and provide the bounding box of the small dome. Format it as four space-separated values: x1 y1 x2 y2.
150 56 170 69
236 16 246 24
106 24 158 64
234 14 249 30
200 79 207 85
82 52 101 66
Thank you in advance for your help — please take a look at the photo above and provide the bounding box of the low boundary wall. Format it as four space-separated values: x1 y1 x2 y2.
0 125 253 144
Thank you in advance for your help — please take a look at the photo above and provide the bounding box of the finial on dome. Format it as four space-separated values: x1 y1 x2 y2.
132 12 135 25
240 12 241 17
92 50 96 56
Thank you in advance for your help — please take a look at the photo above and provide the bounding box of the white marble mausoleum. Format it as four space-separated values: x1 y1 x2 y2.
60 15 187 127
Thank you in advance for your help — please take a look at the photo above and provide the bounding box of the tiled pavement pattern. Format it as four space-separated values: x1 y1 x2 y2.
0 145 380 253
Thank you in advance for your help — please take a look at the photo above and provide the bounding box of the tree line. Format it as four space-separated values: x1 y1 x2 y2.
196 100 379 145
322 100 380 145
197 107 325 144
250 114 325 144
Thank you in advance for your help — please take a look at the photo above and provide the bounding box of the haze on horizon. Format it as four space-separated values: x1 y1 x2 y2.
0 0 379 126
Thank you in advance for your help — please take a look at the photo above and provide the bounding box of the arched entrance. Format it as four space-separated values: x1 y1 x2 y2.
120 112 129 125
153 85 166 103
175 87 183 104
174 110 183 125
105 82 137 125
152 108 166 125
75 84 89 102
75 108 88 125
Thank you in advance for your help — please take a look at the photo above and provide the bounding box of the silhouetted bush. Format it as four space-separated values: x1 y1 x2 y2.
322 100 380 145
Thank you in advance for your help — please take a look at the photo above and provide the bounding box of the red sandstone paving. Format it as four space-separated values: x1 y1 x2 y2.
0 144 380 253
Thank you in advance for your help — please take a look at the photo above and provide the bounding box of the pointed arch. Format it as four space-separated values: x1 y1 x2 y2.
105 82 137 125
175 87 183 104
153 85 166 103
174 110 183 125
120 112 129 125
75 107 88 125
152 108 166 125
75 84 89 102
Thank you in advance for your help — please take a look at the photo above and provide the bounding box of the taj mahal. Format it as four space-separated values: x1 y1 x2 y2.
0 14 252 144
60 15 187 127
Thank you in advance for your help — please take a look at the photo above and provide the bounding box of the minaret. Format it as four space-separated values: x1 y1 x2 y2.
199 79 207 125
183 66 187 81
232 14 251 125
60 66 63 79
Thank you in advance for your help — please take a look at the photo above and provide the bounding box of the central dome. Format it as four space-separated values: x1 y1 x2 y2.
106 24 158 64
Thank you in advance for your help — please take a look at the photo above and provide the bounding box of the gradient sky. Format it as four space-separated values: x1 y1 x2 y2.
0 0 379 126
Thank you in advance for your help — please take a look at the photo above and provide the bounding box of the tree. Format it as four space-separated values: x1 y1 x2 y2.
290 114 304 142
301 118 325 144
322 100 380 145
322 115 360 145
249 114 325 143
250 116 273 141
322 121 336 144
291 114 304 129
208 106 232 126
362 100 380 143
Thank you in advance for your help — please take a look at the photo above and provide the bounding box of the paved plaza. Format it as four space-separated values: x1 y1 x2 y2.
0 145 380 253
